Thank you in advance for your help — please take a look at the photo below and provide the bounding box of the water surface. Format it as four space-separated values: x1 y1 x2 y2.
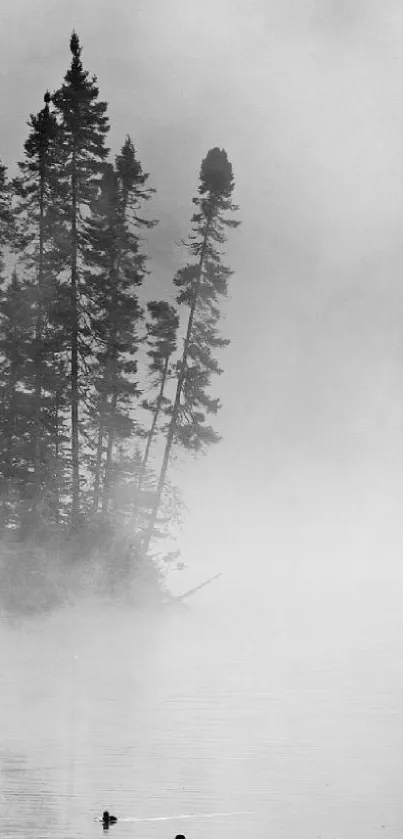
1 567 402 838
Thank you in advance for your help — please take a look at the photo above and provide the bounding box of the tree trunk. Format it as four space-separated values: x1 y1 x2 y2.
102 389 117 513
92 394 106 514
132 354 170 532
140 355 170 489
70 157 80 530
100 258 120 515
142 217 211 554
34 160 45 503
54 390 60 526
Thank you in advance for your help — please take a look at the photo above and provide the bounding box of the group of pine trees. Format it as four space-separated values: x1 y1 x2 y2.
0 33 240 571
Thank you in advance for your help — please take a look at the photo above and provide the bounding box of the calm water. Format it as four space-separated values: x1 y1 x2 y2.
1 566 403 839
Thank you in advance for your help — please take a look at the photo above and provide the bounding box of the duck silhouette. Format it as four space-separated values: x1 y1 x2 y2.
102 811 117 829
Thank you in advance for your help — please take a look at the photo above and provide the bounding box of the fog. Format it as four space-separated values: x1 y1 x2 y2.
2 578 403 837
1 1 403 836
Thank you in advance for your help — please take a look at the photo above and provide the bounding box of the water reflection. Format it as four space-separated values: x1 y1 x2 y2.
0 750 59 838
0 578 403 838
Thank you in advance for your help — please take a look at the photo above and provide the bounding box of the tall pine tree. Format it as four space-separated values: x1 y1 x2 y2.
52 32 109 530
0 270 35 534
85 137 155 515
0 164 17 531
0 157 12 257
143 148 240 553
13 92 68 525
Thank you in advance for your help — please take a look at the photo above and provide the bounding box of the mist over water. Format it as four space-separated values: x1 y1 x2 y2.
1 533 403 839
2 1 403 837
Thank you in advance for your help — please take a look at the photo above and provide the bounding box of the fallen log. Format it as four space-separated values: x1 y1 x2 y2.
170 572 222 604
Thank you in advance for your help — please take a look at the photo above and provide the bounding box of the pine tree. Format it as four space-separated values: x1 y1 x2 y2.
0 162 16 531
0 270 35 533
85 137 155 514
13 92 68 523
139 300 179 491
0 157 12 256
143 148 240 553
52 32 110 530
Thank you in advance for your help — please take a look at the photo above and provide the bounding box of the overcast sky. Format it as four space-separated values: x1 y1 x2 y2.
1 0 403 581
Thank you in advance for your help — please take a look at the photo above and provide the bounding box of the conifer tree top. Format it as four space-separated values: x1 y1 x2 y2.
199 147 234 198
52 31 109 162
70 31 81 58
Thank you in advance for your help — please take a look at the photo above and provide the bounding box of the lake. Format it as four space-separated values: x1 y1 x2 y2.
1 562 402 839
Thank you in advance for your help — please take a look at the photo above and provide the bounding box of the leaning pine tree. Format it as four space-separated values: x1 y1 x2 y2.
140 301 179 486
52 32 109 530
142 147 240 553
132 300 179 535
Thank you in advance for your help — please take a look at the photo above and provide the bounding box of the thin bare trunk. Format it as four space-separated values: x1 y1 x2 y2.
132 354 170 532
54 391 60 526
71 155 80 530
34 161 45 501
102 390 117 513
172 573 221 603
100 254 120 515
92 395 106 513
140 355 170 489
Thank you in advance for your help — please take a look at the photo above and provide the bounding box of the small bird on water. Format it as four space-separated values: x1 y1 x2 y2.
102 811 117 829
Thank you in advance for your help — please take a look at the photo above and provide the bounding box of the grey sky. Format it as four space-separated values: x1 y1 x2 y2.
1 0 403 578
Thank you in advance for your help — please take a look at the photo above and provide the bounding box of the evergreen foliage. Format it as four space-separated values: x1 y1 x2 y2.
13 92 69 531
142 148 240 553
52 31 110 530
0 36 240 612
85 137 155 515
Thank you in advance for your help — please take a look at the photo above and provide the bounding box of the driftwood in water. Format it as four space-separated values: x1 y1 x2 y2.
169 572 222 604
